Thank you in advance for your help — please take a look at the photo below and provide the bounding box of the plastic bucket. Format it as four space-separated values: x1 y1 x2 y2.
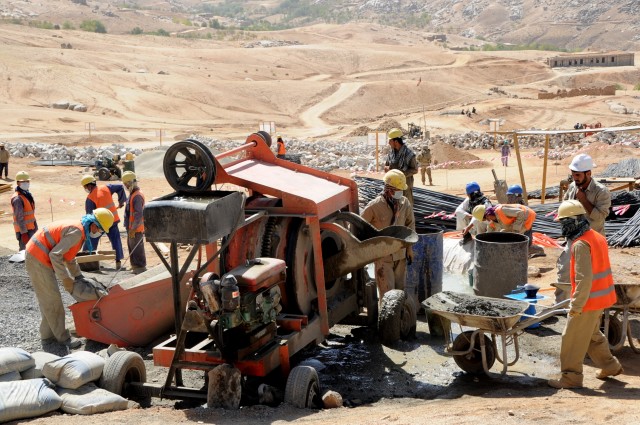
473 232 528 298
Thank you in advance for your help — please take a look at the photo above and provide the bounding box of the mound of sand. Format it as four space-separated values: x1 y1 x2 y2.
430 141 490 169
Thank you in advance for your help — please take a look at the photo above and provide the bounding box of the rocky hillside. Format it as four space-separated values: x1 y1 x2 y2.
1 0 639 50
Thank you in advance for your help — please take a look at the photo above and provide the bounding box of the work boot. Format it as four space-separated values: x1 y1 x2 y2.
596 365 623 380
547 378 582 389
132 266 147 275
115 261 125 270
63 337 83 349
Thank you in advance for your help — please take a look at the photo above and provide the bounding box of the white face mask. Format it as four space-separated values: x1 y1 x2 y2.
85 187 91 193
392 190 403 200
19 182 30 191
89 230 104 238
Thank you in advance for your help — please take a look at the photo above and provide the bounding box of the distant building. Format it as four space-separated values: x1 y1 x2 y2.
547 52 634 68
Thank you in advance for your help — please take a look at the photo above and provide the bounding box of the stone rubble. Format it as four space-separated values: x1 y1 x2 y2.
0 142 143 162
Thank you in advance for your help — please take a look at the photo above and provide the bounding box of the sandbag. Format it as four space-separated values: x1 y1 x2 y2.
0 370 22 382
71 277 108 302
57 382 128 415
21 352 61 380
42 351 105 390
0 378 62 422
0 347 35 375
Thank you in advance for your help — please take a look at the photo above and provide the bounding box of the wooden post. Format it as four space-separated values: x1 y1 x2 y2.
513 133 528 205
541 134 550 204
375 132 379 172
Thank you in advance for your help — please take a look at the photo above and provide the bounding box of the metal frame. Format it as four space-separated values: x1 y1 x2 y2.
603 285 640 353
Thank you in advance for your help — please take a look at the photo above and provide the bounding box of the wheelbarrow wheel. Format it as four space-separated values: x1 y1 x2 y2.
99 351 149 404
452 331 495 374
163 139 216 193
600 315 623 351
284 366 321 409
378 289 407 346
400 295 417 340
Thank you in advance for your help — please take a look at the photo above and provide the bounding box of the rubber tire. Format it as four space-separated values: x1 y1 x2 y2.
163 139 216 193
99 351 147 400
600 315 623 350
378 289 406 346
98 167 111 181
400 295 417 340
284 366 321 409
452 331 495 374
113 166 122 179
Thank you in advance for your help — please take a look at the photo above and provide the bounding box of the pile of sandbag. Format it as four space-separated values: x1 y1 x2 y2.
0 347 129 422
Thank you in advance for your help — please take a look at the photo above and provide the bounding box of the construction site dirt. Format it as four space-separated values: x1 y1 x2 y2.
1 148 639 425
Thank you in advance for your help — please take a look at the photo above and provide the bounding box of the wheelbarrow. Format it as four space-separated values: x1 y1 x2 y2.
602 282 640 353
423 291 569 375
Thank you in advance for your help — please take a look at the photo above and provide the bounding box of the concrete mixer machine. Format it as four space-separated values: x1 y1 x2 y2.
100 132 417 408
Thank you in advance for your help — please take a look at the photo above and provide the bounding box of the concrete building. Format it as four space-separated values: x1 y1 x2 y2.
547 52 634 68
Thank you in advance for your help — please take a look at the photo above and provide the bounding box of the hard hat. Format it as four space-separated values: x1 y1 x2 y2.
472 205 486 221
121 171 136 184
93 208 114 231
387 128 403 140
465 181 480 195
81 174 96 186
555 200 586 221
506 184 523 195
15 171 30 181
569 153 595 172
383 169 408 190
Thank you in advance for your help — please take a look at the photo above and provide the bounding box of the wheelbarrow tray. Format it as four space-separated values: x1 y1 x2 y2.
613 282 640 308
423 291 530 334
70 269 194 347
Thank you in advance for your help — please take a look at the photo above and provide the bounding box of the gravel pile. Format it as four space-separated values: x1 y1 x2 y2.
0 259 76 356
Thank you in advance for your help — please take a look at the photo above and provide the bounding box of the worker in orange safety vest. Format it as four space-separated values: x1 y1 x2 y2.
472 203 536 246
276 134 286 159
547 200 622 389
122 171 146 274
25 208 114 349
11 170 38 251
81 174 126 269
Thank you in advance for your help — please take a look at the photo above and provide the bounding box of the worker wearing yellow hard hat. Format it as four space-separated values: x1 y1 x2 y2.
81 174 127 270
547 199 622 389
0 142 9 179
11 170 38 251
384 128 418 207
122 171 147 274
25 208 114 349
360 169 415 301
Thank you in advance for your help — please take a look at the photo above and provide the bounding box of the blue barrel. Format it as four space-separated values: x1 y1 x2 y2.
406 225 443 303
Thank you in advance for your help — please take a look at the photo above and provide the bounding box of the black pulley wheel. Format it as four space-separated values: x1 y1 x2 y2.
255 130 272 148
163 139 216 193
452 330 495 374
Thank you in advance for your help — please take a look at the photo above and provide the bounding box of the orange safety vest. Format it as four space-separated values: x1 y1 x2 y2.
495 204 536 231
277 140 286 155
26 221 85 268
11 192 36 233
87 185 119 223
127 189 145 233
570 229 616 311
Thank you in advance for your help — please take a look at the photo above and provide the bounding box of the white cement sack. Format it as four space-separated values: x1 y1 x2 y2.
21 352 61 379
0 347 35 374
0 370 22 382
0 378 62 422
57 382 128 415
42 351 105 389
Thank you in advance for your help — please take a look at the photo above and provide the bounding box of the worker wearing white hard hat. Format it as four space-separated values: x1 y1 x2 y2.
556 153 612 300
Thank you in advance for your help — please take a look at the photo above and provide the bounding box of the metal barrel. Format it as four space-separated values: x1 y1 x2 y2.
406 224 444 303
473 232 528 298
123 160 135 172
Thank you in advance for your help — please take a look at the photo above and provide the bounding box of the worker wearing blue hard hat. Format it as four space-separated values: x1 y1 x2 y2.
455 181 492 236
506 184 525 205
